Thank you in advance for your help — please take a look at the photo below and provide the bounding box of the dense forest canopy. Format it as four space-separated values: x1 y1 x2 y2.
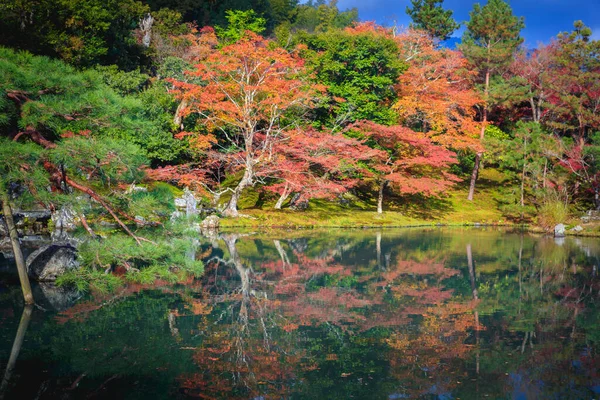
1 0 599 229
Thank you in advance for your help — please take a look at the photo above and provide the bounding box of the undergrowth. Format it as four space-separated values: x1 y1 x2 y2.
57 219 204 293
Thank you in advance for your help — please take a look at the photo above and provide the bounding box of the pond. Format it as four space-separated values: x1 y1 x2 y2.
1 228 600 399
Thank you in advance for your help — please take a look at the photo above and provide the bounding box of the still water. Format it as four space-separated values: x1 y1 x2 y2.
1 228 599 399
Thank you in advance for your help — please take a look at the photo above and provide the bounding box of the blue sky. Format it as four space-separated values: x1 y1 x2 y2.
334 0 600 47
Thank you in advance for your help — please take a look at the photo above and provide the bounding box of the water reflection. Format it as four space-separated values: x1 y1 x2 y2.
0 228 599 399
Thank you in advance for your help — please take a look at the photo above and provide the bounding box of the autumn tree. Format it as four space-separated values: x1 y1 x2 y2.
545 21 600 140
459 0 524 201
394 29 482 152
405 0 460 41
351 121 459 214
261 128 383 209
510 45 555 124
171 32 319 217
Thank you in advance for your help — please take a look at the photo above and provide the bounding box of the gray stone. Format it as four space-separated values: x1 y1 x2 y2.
26 243 79 281
51 205 78 241
170 211 184 221
174 198 187 208
20 210 51 220
135 215 146 227
126 184 148 193
183 189 198 217
554 223 566 238
200 215 220 231
581 210 600 222
0 218 7 237
570 225 584 233
35 282 82 311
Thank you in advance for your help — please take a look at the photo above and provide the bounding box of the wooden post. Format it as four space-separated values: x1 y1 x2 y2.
0 305 33 399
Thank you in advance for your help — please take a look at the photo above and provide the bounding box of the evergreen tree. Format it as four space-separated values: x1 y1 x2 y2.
459 0 524 201
406 0 459 41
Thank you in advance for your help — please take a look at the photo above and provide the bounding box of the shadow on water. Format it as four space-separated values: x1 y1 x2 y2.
1 228 600 399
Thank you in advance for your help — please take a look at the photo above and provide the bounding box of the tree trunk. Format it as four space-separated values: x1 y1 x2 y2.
520 137 528 214
468 65 490 201
466 244 478 300
376 231 382 269
377 181 386 214
467 153 482 201
274 184 291 210
543 159 547 189
0 190 33 305
224 167 253 217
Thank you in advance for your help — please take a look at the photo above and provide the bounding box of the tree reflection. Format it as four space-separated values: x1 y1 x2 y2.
1 229 598 399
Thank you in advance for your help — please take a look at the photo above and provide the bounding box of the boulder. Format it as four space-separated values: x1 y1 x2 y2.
26 243 79 281
554 223 566 238
0 219 7 238
200 215 220 231
183 188 198 217
570 225 584 233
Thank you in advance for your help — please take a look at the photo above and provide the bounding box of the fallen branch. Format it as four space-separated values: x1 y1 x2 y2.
64 177 142 246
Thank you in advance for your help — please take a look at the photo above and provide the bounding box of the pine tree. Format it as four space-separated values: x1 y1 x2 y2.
459 0 524 201
406 0 460 41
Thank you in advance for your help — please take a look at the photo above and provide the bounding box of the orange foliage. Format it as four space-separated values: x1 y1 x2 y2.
394 29 482 151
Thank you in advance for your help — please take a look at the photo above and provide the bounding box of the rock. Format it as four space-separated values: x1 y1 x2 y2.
34 282 82 311
200 215 220 231
135 215 146 227
554 223 566 238
51 205 78 241
183 188 198 217
581 210 600 222
174 198 187 208
170 211 184 221
570 225 584 233
126 184 148 194
26 243 79 282
0 218 7 237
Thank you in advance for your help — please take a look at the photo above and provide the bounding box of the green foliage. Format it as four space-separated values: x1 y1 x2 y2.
537 199 570 229
152 8 191 36
460 0 524 73
0 47 183 164
0 137 52 207
301 28 406 125
293 0 358 33
95 65 150 96
63 225 205 292
50 137 147 185
216 10 267 44
57 269 123 293
0 0 149 68
406 0 459 41
126 183 176 222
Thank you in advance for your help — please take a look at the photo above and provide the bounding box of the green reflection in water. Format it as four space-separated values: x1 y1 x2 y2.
1 228 599 399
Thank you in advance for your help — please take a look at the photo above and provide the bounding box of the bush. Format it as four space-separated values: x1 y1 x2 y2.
537 200 570 230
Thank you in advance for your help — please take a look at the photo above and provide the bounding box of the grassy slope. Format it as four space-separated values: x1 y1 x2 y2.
220 169 508 229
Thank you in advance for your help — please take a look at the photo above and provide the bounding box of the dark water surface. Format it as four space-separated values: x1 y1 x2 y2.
1 228 600 399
